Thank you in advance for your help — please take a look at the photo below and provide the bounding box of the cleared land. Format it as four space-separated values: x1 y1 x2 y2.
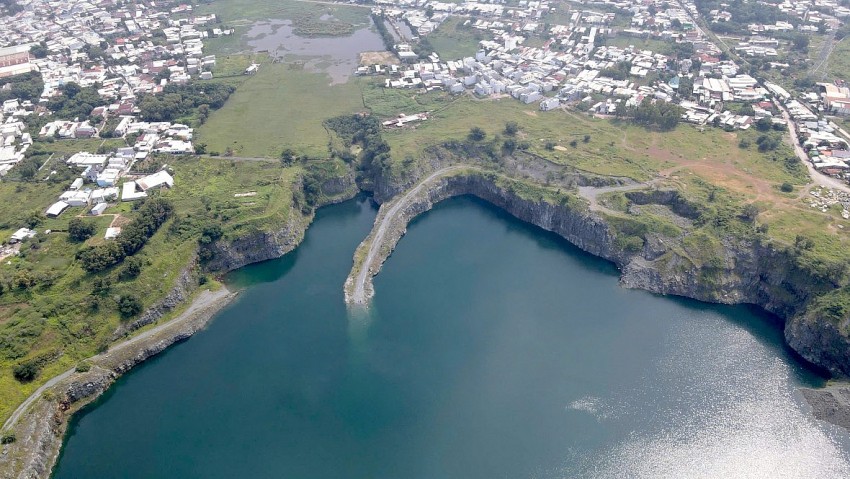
427 16 484 60
367 90 849 264
198 61 365 158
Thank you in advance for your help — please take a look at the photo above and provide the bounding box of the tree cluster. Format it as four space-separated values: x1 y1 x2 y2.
77 198 173 273
695 0 797 36
68 218 96 242
47 83 104 121
326 114 392 180
0 71 44 105
627 98 682 131
371 13 396 53
138 83 235 123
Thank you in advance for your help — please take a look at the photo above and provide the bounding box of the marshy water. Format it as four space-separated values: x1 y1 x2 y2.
245 19 384 83
53 196 850 478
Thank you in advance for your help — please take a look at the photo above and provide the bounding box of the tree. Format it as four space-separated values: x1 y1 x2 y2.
780 182 794 193
118 256 142 280
504 121 519 136
30 43 48 59
741 203 760 223
118 294 142 318
791 33 810 52
13 361 39 382
468 127 486 142
68 218 96 242
280 148 296 166
795 234 815 250
61 82 81 99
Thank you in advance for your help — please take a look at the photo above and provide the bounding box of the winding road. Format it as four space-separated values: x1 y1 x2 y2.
348 166 465 305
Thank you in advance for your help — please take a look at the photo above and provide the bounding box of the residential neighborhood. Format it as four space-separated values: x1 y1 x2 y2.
361 0 850 183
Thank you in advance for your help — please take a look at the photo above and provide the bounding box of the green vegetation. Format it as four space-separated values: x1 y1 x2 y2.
138 83 235 125
46 83 104 123
372 13 396 53
602 36 675 55
695 0 796 36
198 61 364 158
427 16 483 60
826 39 850 83
0 71 43 104
0 138 321 423
77 198 174 273
67 219 96 243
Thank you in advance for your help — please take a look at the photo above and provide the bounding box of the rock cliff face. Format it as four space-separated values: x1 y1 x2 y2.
204 218 306 273
367 170 848 377
2 289 236 479
204 171 358 274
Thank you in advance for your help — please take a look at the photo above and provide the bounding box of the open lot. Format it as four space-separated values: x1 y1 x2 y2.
198 60 365 158
427 16 485 60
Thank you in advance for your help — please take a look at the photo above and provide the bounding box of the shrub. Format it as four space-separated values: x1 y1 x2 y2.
468 127 486 142
75 361 91 373
504 121 519 136
13 361 39 382
118 294 143 318
1 432 15 444
569 139 578 148
118 256 142 280
68 218 96 242
780 182 794 193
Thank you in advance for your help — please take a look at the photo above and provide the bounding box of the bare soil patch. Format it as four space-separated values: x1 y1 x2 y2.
359 51 398 65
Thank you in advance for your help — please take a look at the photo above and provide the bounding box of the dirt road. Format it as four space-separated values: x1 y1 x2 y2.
348 166 465 305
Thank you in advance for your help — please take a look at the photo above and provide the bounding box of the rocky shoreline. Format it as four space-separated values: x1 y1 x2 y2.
0 287 237 479
352 167 850 430
4 162 850 477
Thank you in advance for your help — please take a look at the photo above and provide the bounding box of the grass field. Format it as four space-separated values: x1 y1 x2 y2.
198 60 365 158
604 36 675 55
826 38 850 82
427 17 484 61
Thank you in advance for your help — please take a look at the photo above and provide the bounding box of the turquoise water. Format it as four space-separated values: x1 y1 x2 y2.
53 196 850 478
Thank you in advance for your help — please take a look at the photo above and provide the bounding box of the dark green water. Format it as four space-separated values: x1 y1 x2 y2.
54 196 850 478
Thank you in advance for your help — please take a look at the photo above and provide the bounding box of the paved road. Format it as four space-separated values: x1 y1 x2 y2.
1 288 232 433
775 100 850 194
349 166 465 305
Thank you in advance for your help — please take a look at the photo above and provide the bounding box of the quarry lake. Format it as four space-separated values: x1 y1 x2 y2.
53 196 850 478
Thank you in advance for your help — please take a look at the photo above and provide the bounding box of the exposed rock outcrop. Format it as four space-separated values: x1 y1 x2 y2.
1 289 236 479
357 168 848 379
